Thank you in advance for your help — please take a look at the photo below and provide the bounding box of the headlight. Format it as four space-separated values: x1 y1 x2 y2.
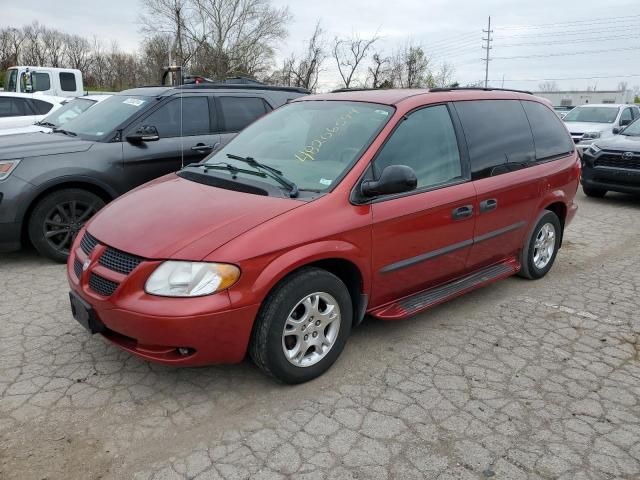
583 132 601 140
145 261 240 297
0 160 20 180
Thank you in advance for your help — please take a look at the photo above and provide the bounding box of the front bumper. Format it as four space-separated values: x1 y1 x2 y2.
67 233 260 366
581 163 640 195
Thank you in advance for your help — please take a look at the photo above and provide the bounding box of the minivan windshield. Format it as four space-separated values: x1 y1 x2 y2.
61 95 152 141
563 106 619 123
203 101 394 193
39 97 97 128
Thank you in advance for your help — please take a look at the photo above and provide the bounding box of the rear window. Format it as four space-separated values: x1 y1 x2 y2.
60 72 77 92
454 100 535 179
219 97 269 132
521 101 573 161
32 72 51 92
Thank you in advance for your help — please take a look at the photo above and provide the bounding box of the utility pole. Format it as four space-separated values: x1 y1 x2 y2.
482 16 493 88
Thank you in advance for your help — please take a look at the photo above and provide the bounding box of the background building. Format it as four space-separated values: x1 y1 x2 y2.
534 90 635 107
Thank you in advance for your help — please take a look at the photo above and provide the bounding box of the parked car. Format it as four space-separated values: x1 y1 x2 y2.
4 66 85 98
66 88 580 384
0 92 65 130
563 103 640 154
581 117 640 197
0 83 309 261
0 95 110 136
553 105 574 118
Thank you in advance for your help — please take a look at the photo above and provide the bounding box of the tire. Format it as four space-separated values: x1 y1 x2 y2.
518 210 562 280
582 186 607 198
29 189 105 263
250 268 353 384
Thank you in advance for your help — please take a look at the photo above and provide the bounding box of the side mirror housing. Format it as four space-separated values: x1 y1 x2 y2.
361 165 418 197
126 125 160 143
613 127 622 135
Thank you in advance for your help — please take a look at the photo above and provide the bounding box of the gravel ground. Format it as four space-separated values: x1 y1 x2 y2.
1 190 639 480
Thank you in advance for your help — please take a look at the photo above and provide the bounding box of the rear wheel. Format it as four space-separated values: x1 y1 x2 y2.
29 189 105 263
250 268 352 384
582 186 607 198
519 210 562 280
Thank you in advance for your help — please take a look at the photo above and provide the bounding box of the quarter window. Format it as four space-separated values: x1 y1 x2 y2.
454 100 535 179
219 97 269 132
521 101 574 161
142 97 210 137
29 99 55 115
373 105 463 189
59 72 77 92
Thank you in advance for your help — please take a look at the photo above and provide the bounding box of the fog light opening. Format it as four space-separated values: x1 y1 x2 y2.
177 347 194 356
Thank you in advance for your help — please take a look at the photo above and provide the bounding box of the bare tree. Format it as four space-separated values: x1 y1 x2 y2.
390 42 430 88
42 28 66 67
538 81 559 92
367 52 391 88
332 33 378 88
65 34 93 71
427 62 456 88
617 81 629 92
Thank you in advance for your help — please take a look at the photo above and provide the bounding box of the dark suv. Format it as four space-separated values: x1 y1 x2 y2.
0 83 308 261
581 117 640 197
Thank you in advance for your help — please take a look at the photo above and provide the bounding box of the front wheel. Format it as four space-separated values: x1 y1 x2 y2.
28 189 105 262
518 211 562 280
250 268 352 384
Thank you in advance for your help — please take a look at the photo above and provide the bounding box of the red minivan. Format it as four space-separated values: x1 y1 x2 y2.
67 88 579 383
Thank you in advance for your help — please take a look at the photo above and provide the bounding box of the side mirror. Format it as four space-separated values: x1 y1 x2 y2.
619 118 632 127
126 125 159 143
613 127 622 135
361 165 418 197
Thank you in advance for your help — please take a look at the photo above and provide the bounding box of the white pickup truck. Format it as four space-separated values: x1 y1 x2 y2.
3 66 84 98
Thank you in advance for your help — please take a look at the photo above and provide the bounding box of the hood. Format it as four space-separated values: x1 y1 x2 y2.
563 121 614 134
0 131 93 160
86 174 303 260
595 134 640 150
0 125 50 137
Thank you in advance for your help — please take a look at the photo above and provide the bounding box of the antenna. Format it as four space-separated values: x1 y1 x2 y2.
482 16 493 88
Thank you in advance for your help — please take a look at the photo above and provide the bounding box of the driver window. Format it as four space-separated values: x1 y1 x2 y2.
373 105 462 189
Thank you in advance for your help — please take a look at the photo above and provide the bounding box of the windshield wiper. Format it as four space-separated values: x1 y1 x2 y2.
36 121 56 128
226 153 299 198
53 128 77 137
190 162 268 180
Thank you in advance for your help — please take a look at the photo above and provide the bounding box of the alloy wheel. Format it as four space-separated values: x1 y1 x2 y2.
533 222 556 270
42 200 99 256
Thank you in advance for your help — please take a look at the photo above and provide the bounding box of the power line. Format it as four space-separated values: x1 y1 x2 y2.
493 45 640 60
489 74 640 82
497 23 640 40
496 33 640 48
500 13 640 30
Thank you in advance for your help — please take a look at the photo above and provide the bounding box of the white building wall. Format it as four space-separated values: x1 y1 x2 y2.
533 90 635 106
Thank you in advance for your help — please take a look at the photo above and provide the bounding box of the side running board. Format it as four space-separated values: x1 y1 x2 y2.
370 259 520 320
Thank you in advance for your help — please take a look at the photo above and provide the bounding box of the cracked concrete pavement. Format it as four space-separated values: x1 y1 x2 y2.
1 190 639 479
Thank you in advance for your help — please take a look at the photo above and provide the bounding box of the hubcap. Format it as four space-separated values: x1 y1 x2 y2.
43 200 98 255
282 292 341 367
533 222 556 270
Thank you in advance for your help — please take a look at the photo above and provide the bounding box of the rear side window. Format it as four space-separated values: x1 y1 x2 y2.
29 99 54 115
0 97 29 117
454 100 535 179
373 105 462 189
521 101 573 161
32 72 51 92
220 97 269 132
59 72 77 92
142 97 210 137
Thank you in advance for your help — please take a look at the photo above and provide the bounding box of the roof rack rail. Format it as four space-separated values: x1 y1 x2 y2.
331 87 383 93
429 87 534 95
176 83 311 94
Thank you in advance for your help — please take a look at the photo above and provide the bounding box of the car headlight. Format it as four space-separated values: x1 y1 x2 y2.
583 132 601 140
0 160 20 180
145 261 240 297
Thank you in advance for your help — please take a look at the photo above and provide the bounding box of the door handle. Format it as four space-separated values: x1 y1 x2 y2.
479 198 498 213
452 205 474 220
191 143 214 152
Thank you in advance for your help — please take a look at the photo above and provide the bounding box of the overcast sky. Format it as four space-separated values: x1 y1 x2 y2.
3 0 640 92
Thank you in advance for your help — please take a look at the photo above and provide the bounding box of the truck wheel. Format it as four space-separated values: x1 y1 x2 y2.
29 189 105 263
518 210 562 280
250 268 352 384
582 186 607 198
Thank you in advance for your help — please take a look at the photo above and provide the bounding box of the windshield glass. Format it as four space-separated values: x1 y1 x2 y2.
5 69 18 92
61 95 152 140
622 118 640 136
563 106 619 123
41 97 96 127
203 101 394 193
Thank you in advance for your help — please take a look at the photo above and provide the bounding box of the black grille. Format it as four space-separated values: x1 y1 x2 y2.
89 273 119 296
595 153 640 170
73 259 83 279
80 232 99 255
99 247 143 274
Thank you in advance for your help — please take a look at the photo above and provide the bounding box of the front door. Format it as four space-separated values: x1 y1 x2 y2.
369 104 476 307
121 95 220 191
